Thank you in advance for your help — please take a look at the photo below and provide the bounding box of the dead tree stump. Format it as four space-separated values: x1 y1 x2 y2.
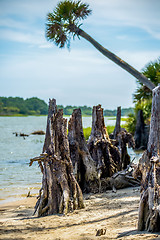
110 106 135 170
30 99 84 216
116 129 135 170
113 106 121 139
134 110 148 150
133 85 160 232
87 105 121 179
68 109 99 192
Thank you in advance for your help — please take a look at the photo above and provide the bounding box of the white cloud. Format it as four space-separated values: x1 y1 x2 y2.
0 0 160 108
1 0 160 44
0 28 46 46
87 0 160 40
0 18 27 30
1 46 159 108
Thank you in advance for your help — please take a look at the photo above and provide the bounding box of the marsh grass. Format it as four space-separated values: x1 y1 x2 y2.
83 124 127 140
83 127 92 140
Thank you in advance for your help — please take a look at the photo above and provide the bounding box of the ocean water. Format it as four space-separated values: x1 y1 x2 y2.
0 116 140 204
0 116 46 204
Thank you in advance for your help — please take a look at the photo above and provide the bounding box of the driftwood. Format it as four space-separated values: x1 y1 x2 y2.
133 85 160 232
68 109 99 192
31 130 45 135
13 132 29 137
87 105 121 179
30 99 84 216
104 160 140 192
134 110 149 150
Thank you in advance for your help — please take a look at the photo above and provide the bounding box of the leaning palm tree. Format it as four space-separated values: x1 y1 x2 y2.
44 1 160 232
46 0 155 91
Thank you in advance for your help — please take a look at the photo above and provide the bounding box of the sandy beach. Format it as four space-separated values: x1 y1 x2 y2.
0 187 160 240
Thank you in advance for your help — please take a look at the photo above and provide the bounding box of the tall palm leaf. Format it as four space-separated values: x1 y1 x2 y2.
134 59 160 102
46 0 155 91
133 59 160 120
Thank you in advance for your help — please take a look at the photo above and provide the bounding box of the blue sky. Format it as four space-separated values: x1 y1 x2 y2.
0 0 160 109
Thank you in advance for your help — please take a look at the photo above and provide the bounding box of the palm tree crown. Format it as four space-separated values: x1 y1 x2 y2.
46 0 91 48
134 59 160 102
46 0 155 91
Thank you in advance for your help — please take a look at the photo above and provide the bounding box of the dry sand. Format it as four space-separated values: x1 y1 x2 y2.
0 187 160 240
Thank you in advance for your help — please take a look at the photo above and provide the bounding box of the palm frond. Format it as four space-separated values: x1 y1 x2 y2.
45 0 92 48
134 58 160 103
73 1 92 20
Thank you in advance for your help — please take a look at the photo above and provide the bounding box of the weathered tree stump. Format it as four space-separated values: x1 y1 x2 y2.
87 105 121 179
113 106 121 139
116 129 135 170
68 109 99 192
30 99 84 216
110 106 135 170
133 85 160 232
134 110 148 150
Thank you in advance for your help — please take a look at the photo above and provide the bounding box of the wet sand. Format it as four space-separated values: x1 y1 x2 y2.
0 187 160 240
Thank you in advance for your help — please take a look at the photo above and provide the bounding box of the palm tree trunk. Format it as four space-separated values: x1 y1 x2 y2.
78 28 155 91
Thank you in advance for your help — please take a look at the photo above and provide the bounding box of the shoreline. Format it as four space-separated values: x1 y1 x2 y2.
0 187 159 240
0 192 38 206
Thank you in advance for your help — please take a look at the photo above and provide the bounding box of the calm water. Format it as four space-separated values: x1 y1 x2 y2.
0 116 140 204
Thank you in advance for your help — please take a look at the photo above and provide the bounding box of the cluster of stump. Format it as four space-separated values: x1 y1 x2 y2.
30 85 160 233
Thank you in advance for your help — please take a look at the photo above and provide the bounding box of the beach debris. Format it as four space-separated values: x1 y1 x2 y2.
13 130 45 137
13 132 29 139
30 99 84 217
96 228 106 236
27 191 32 198
27 191 31 197
13 132 29 137
133 85 160 232
106 159 140 191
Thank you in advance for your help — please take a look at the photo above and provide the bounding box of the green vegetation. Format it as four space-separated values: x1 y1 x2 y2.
58 105 92 116
83 127 91 140
133 58 160 120
0 97 133 117
107 124 126 136
125 113 136 135
61 106 133 117
61 106 133 116
126 58 160 134
103 108 133 117
107 126 115 135
0 97 48 116
83 125 126 140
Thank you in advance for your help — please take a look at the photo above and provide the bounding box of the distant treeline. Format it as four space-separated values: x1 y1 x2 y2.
0 97 48 115
104 108 134 116
58 105 134 116
0 97 134 116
